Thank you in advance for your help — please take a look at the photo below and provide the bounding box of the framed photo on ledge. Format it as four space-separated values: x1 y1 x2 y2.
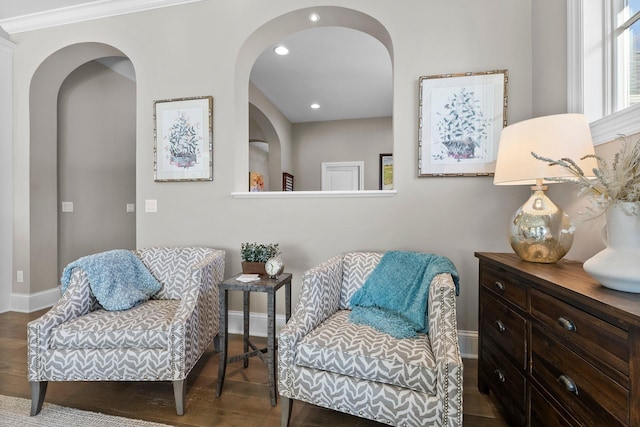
418 70 508 177
154 96 213 182
379 153 393 190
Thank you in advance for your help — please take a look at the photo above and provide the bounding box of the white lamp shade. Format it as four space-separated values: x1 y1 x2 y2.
493 113 598 186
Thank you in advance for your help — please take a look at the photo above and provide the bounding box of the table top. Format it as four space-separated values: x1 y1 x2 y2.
475 252 640 324
220 272 292 292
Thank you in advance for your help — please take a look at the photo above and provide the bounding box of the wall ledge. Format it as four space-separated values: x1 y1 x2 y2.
231 190 397 199
590 103 640 145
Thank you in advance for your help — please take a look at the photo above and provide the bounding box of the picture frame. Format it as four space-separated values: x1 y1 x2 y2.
418 70 508 177
249 172 265 192
379 153 393 190
154 96 213 181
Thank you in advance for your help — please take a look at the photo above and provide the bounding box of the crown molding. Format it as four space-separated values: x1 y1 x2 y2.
0 37 16 52
0 0 204 34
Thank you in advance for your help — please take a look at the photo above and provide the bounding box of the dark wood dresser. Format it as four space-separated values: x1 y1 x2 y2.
476 252 640 427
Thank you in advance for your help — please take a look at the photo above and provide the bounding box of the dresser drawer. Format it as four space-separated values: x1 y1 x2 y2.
480 335 526 426
531 324 629 427
530 288 629 380
481 291 527 369
480 263 527 309
530 385 577 427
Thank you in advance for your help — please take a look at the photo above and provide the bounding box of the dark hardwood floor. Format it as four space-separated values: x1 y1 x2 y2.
0 309 508 426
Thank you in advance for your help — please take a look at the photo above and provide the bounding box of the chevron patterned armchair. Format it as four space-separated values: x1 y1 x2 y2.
278 252 463 427
27 246 225 416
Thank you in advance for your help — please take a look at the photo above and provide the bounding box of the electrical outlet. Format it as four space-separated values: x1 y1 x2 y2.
145 199 157 213
126 203 135 213
61 201 73 212
17 270 23 283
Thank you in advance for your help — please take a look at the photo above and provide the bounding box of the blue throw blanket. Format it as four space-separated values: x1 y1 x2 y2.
61 249 162 311
349 251 459 338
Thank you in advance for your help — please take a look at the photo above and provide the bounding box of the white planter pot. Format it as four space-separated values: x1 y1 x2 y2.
583 202 640 292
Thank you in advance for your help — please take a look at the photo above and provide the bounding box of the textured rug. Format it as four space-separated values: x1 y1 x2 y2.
0 394 172 426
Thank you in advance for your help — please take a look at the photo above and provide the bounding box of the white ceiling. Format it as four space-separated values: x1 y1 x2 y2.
251 26 392 123
0 0 393 123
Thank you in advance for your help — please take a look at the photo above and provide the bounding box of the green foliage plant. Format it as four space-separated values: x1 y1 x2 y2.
240 242 280 263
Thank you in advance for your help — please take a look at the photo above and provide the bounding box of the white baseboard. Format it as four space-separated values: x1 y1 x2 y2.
227 310 479 359
458 330 478 359
10 287 61 313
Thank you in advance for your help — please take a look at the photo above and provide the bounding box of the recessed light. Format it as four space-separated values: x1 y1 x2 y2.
309 13 320 22
274 45 289 56
310 103 320 109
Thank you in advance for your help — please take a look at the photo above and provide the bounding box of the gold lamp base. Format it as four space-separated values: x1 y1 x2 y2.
509 186 574 263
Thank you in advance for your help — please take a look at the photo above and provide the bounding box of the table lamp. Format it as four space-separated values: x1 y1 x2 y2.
493 114 598 263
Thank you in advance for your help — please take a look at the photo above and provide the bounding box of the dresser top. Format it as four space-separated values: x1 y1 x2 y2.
475 252 640 324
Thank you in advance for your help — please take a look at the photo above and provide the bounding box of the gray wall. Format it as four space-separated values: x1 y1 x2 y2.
10 0 598 336
57 60 136 275
1 38 14 311
292 117 392 191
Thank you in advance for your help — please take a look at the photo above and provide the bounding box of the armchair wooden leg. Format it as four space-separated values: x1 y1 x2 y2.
30 381 48 416
281 396 293 427
172 379 186 415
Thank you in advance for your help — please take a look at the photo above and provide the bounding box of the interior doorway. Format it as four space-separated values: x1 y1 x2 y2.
57 59 136 276
24 43 136 300
321 161 364 191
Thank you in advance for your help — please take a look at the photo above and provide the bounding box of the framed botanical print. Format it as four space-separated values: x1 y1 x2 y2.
154 96 213 181
418 70 508 177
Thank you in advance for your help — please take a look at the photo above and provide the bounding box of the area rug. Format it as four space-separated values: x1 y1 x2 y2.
0 394 173 426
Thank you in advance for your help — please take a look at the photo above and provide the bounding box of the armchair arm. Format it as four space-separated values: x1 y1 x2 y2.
428 273 463 427
27 269 95 380
169 249 225 378
278 254 344 396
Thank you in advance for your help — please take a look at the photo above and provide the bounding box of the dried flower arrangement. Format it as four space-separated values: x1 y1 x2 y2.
532 135 640 221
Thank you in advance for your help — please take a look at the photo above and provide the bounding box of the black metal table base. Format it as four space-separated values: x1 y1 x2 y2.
215 273 292 407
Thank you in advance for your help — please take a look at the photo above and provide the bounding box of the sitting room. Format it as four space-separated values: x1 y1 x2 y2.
1 1 639 426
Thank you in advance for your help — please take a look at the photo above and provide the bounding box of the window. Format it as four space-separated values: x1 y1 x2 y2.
615 0 640 111
569 0 640 144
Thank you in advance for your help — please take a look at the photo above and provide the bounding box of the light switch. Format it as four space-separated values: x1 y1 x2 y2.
126 203 135 213
145 199 157 213
61 201 73 212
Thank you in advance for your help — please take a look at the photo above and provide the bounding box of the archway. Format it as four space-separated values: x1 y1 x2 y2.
249 102 282 191
234 6 393 192
29 42 136 298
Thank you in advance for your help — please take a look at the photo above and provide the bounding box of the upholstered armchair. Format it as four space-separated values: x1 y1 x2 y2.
27 246 225 416
278 252 463 427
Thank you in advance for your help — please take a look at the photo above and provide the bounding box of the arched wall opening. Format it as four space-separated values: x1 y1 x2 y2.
249 102 283 191
234 6 393 193
28 42 136 296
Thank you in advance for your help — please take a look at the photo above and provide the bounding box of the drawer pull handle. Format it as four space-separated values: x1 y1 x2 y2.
557 317 576 332
558 375 579 395
495 281 505 291
494 369 506 383
495 320 506 332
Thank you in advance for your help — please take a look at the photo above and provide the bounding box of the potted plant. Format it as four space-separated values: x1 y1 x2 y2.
240 242 280 275
533 135 640 292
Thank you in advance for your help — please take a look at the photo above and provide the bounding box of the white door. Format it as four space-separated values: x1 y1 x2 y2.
321 161 364 191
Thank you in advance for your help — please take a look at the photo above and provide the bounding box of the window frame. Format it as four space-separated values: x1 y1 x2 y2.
568 0 640 145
